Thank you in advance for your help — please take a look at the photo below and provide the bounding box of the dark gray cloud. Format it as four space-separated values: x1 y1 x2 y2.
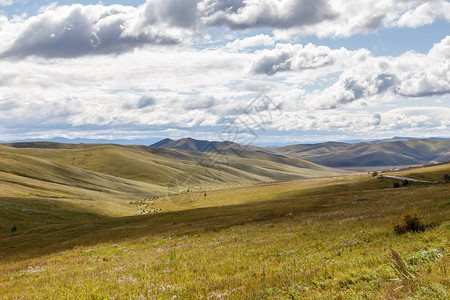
204 0 336 30
123 95 156 110
251 51 292 75
137 95 156 109
342 73 397 102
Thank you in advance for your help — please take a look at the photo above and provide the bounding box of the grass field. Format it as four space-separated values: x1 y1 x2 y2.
0 142 344 219
0 162 448 299
385 163 450 183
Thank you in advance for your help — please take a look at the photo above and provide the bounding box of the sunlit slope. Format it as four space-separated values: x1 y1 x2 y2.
0 163 448 299
0 147 167 216
1 143 342 188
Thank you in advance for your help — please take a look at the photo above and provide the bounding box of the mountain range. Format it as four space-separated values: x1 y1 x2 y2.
151 137 450 168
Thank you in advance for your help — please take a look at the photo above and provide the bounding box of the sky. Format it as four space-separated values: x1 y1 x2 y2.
0 0 449 145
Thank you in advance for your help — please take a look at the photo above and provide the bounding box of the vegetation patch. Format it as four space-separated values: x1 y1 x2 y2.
392 210 441 234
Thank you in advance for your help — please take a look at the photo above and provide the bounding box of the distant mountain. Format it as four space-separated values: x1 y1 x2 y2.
151 137 450 168
275 139 450 168
150 137 269 154
0 137 163 145
369 136 448 143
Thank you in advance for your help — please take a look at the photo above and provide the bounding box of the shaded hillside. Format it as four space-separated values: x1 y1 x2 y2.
150 137 268 154
276 139 450 167
151 138 450 168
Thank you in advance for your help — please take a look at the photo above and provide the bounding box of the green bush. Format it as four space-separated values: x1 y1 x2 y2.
393 182 400 188
393 210 425 234
444 174 450 182
392 210 441 234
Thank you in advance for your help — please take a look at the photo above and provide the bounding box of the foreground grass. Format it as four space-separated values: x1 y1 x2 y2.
1 169 449 299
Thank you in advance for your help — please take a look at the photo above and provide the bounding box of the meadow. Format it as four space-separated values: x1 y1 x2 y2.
0 163 448 299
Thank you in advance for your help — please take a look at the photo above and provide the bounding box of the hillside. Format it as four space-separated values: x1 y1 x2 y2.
1 163 448 299
276 139 450 167
0 143 342 216
150 137 268 154
152 138 450 168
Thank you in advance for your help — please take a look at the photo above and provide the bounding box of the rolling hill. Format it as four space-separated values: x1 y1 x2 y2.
0 142 342 216
152 137 450 168
276 139 450 167
1 162 448 299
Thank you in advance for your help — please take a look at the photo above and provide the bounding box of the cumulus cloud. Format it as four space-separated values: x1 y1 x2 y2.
0 1 449 59
203 0 336 29
0 4 186 59
143 0 200 28
274 0 450 38
396 0 450 28
251 37 450 109
251 43 369 75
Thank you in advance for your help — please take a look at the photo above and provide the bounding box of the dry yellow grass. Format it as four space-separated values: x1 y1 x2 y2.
0 163 448 299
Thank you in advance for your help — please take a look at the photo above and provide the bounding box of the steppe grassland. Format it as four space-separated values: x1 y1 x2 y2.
1 167 449 299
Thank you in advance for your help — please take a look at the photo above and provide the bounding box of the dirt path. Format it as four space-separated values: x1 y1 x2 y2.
380 175 437 183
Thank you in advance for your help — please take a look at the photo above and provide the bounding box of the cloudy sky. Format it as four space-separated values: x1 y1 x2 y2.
0 0 449 145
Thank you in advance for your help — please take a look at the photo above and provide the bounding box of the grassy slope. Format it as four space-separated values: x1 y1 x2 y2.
0 142 342 221
0 164 448 299
384 162 450 183
275 139 450 167
0 142 341 188
0 146 168 217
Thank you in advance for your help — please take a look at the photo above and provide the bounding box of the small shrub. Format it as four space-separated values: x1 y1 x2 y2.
444 174 450 182
392 210 425 234
402 179 409 186
393 182 400 188
11 226 17 233
372 171 378 177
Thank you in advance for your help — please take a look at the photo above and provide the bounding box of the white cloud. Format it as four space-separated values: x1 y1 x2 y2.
0 1 448 141
0 4 188 59
225 34 274 50
0 0 14 6
274 0 450 39
268 106 450 136
250 43 369 75
1 1 449 59
397 0 450 28
262 37 450 109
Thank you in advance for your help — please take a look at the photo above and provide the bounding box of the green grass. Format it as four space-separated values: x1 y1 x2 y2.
0 163 449 299
1 143 342 188
0 142 345 218
386 163 450 183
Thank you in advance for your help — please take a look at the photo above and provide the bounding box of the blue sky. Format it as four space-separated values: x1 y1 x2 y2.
0 0 449 145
